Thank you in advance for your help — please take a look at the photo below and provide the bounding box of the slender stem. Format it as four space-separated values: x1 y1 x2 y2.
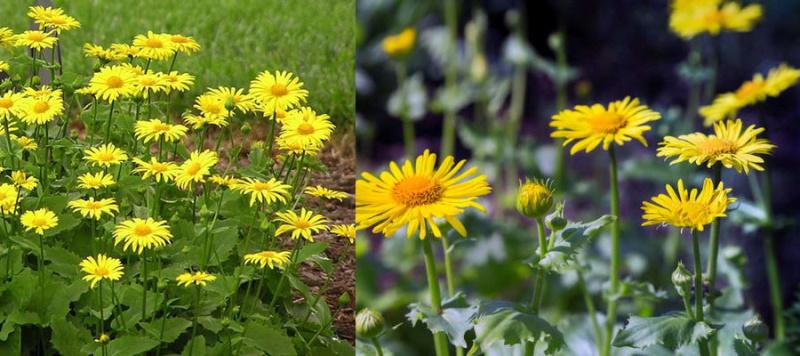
141 252 148 321
440 0 458 158
440 237 455 297
552 26 568 191
266 113 277 160
705 165 722 306
3 118 16 169
525 218 548 356
104 101 116 143
422 237 449 356
692 230 711 356
395 62 415 158
601 146 621 356
764 228 784 341
38 236 45 305
371 338 385 356
110 282 127 331
577 269 603 354
188 285 200 356
99 280 107 356
686 39 702 123
268 241 303 309
681 292 695 320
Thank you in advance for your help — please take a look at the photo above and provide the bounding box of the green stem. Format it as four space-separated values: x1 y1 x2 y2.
188 285 200 356
395 62 415 158
371 338 385 356
99 280 107 356
3 118 16 169
692 230 711 356
268 241 303 309
440 0 458 158
104 101 115 143
38 235 45 305
267 114 277 158
578 269 603 354
601 146 621 356
141 252 148 321
686 39 702 123
764 230 784 341
422 237 450 356
705 165 722 307
525 218 548 356
110 282 127 331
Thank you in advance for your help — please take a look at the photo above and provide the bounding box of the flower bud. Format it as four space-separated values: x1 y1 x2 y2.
241 122 252 135
516 178 554 219
548 33 564 52
224 98 236 111
338 292 352 307
157 280 168 291
671 261 692 296
545 203 567 231
742 315 768 344
30 75 40 86
221 317 231 327
355 308 385 339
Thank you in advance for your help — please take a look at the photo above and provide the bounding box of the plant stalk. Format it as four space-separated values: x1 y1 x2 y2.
601 146 621 356
422 237 450 356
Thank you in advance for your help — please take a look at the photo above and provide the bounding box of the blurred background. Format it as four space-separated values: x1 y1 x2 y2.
356 0 800 354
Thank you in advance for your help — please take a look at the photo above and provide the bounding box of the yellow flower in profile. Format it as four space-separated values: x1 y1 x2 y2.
11 170 38 191
77 171 115 190
134 72 166 98
0 184 18 214
209 175 237 188
84 143 128 167
642 178 735 231
94 333 110 344
132 158 178 183
134 119 188 143
0 60 8 73
700 64 800 126
113 218 172 254
305 185 349 201
0 91 26 121
233 177 291 206
206 87 256 113
174 150 218 190
0 28 14 47
160 71 194 94
382 27 416 58
0 123 19 136
550 97 661 154
244 250 292 269
658 119 775 174
68 198 119 220
277 136 321 156
275 208 329 241
20 93 63 125
132 31 176 60
83 43 125 62
163 33 200 54
27 6 80 33
24 85 60 100
669 0 761 39
516 178 554 219
110 43 140 58
193 95 230 121
80 254 124 288
279 107 335 151
356 150 492 239
14 30 57 49
12 136 37 151
183 114 228 130
87 65 138 103
249 70 309 116
176 271 216 287
21 208 58 235
330 224 356 244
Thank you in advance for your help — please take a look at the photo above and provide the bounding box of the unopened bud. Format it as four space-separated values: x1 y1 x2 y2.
545 203 567 231
742 315 768 344
355 308 385 339
671 261 692 296
516 178 554 219
241 122 252 135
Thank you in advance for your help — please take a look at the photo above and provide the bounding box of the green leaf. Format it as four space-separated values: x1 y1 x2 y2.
140 317 192 343
50 317 92 356
613 313 716 350
182 335 206 356
97 335 160 356
474 305 564 354
297 242 328 263
407 294 478 348
242 321 297 356
44 246 81 278
46 280 88 321
537 215 614 272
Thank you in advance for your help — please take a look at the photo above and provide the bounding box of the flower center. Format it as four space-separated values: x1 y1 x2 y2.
185 163 202 176
145 38 163 48
86 201 103 210
140 78 157 86
27 32 45 42
271 84 288 96
171 36 189 43
392 176 444 207
0 98 13 109
294 220 311 229
589 112 627 134
204 104 221 115
154 123 171 133
32 217 47 227
98 152 116 162
152 163 168 172
134 224 152 236
94 267 109 277
674 202 710 227
735 81 764 100
106 76 124 89
33 101 49 114
50 17 67 25
297 123 315 135
252 182 272 191
702 10 724 26
697 137 738 156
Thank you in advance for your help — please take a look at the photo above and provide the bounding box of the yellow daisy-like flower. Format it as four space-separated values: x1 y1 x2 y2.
110 43 140 58
305 185 349 201
669 0 761 39
330 224 356 244
132 31 176 61
0 184 18 214
174 150 218 190
278 108 335 151
84 143 128 167
550 97 661 154
20 94 63 125
132 157 179 183
206 87 256 113
11 170 38 191
14 30 57 50
642 178 735 231
0 28 14 47
209 175 237 188
80 254 124 289
77 171 115 190
0 91 26 121
134 119 188 143
658 119 775 174
0 60 8 73
83 43 125 62
68 197 119 220
113 218 172 254
94 333 110 344
700 64 800 126
163 34 200 55
193 95 230 121
24 85 60 100
86 65 138 103
20 208 58 235
134 72 166 98
182 114 229 130
249 70 309 116
356 149 492 239
277 136 321 156
233 177 291 206
27 6 80 33
12 136 38 151
160 71 194 94
244 250 292 269
275 208 329 242
0 123 18 136
176 271 216 287
382 27 416 58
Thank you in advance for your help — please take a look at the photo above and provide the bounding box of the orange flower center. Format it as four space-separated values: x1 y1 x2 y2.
204 104 221 115
27 32 46 42
392 176 444 207
145 38 163 48
32 217 48 227
697 137 738 156
0 98 13 109
85 201 103 210
297 123 315 135
271 84 288 96
185 163 202 176
735 81 764 100
106 76 124 89
134 224 152 236
33 101 50 114
94 267 110 277
294 219 311 229
97 152 116 162
702 10 724 26
589 112 627 134
171 36 189 43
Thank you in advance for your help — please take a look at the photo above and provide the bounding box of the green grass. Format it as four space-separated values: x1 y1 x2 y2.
1 0 354 128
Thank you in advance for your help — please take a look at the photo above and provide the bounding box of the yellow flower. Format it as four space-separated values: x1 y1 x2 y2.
12 136 37 151
700 64 800 126
550 97 661 154
132 158 178 183
176 271 216 287
163 33 200 55
305 185 349 201
94 333 111 344
206 87 256 113
84 143 128 167
330 224 356 244
0 91 26 121
0 28 14 47
24 85 61 100
243 250 292 269
20 208 58 235
278 107 335 151
233 177 291 206
20 93 63 125
160 71 194 94
0 123 19 136
132 31 176 61
356 149 491 239
183 114 228 130
110 43 140 58
27 6 80 33
516 178 554 219
134 72 166 98
249 70 309 116
80 254 124 288
0 60 8 73
382 27 416 58
134 119 188 143
68 197 119 220
0 184 18 214
14 30 57 50
83 43 125 62
86 65 138 103
277 136 321 156
174 150 218 190
11 170 38 191
658 119 775 174
193 95 230 120
209 175 237 188
642 178 735 231
113 218 172 254
669 0 761 39
275 208 329 242
77 171 115 190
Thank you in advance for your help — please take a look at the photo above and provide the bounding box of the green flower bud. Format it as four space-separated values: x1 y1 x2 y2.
548 33 564 52
224 98 236 111
338 292 351 307
157 280 168 291
742 315 768 344
671 261 692 296
516 178 554 219
241 122 252 135
355 308 384 339
545 203 567 231
221 317 231 327
30 75 40 86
